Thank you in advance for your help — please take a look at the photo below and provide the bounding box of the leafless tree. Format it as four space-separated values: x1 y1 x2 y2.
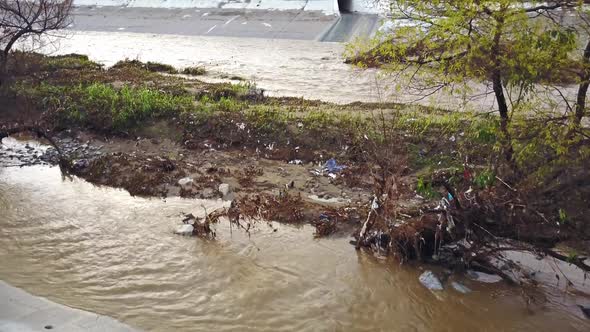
0 0 72 79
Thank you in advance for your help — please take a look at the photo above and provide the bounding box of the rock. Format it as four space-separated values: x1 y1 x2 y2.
419 270 443 291
218 183 230 196
451 281 471 294
174 224 194 236
178 177 194 191
467 270 503 283
72 159 89 170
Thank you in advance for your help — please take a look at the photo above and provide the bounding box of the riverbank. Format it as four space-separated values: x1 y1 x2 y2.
0 280 137 331
1 52 589 311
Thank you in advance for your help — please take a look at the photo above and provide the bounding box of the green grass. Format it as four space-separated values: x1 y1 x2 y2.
29 83 194 131
43 54 103 72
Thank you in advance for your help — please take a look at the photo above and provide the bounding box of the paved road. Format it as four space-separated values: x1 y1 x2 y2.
0 281 137 332
68 5 379 41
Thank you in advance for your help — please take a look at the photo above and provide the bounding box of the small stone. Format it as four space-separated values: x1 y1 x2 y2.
419 270 443 291
218 183 230 196
174 224 194 236
178 177 194 191
72 159 89 170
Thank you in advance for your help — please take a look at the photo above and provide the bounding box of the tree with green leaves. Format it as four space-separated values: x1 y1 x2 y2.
349 0 580 166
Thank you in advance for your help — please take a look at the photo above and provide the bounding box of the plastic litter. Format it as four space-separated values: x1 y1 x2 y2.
451 281 471 294
467 270 503 283
419 270 444 291
174 224 194 236
324 158 346 173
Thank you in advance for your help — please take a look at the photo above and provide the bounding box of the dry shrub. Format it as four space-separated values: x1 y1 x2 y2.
230 191 304 224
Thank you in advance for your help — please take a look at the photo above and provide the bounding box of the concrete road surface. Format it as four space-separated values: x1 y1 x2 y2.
0 281 138 332
69 5 379 41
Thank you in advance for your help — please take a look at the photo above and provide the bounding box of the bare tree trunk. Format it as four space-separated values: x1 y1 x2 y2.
492 73 515 163
491 14 516 169
574 40 590 127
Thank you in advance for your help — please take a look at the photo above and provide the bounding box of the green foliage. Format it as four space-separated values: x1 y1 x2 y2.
245 105 294 131
347 1 590 189
473 169 496 189
350 1 578 88
566 251 578 263
43 54 102 71
210 97 245 113
416 177 438 198
558 208 568 225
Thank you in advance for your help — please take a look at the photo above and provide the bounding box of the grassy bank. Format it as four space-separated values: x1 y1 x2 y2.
1 52 589 275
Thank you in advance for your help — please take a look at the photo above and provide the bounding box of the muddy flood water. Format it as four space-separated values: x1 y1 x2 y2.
0 140 589 331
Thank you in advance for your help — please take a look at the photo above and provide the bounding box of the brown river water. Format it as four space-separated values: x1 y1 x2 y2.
1 139 589 331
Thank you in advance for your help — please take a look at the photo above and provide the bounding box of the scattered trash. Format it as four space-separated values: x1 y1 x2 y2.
467 270 503 283
289 159 303 165
368 231 390 252
451 281 471 294
180 210 220 239
324 158 346 173
308 194 349 204
419 270 444 291
371 198 379 210
174 224 194 236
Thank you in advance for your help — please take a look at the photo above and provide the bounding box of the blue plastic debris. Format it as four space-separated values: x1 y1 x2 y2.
324 158 346 173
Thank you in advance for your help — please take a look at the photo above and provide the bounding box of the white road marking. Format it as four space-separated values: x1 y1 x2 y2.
224 15 240 25
206 25 217 34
